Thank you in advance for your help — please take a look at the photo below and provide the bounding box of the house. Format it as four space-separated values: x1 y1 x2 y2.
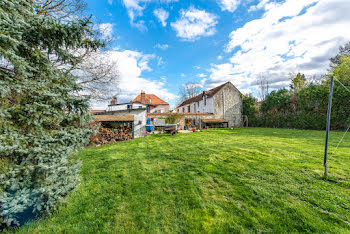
93 97 147 138
176 82 242 128
132 91 169 113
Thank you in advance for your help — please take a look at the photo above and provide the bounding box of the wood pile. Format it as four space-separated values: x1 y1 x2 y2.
91 126 132 145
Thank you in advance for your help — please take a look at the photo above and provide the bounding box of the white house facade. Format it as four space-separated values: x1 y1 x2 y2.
176 82 242 127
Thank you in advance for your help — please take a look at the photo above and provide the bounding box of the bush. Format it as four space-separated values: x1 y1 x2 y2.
166 114 181 124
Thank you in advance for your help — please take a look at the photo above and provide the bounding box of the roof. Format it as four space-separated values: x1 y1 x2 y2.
132 93 169 105
90 109 105 114
94 115 134 122
108 102 145 106
202 118 228 123
177 81 239 108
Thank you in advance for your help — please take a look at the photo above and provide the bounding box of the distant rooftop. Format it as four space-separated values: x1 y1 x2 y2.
132 91 169 105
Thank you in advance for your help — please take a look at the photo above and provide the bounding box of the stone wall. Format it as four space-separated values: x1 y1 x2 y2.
213 83 242 127
150 104 170 113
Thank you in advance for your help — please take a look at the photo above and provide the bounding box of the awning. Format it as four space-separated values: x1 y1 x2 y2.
202 118 228 123
95 115 134 122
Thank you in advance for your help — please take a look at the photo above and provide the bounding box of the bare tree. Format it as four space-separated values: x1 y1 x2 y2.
256 74 269 100
306 74 323 85
35 0 120 102
36 0 87 21
179 82 202 102
72 50 120 101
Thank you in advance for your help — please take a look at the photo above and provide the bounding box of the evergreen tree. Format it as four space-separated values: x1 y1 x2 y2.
0 0 102 226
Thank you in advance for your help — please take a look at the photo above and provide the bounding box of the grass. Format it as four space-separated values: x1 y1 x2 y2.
11 128 350 233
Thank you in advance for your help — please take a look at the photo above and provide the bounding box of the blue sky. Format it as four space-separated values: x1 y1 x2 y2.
86 0 350 109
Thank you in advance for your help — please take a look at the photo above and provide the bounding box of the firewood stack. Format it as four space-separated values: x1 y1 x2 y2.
92 126 132 145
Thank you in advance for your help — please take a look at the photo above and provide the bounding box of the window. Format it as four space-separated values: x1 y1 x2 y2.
182 107 185 113
159 109 164 113
197 102 199 107
127 104 132 110
204 95 207 106
193 103 196 113
187 105 190 113
148 99 152 103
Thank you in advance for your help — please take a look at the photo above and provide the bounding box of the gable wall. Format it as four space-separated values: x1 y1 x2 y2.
213 83 242 127
150 104 170 113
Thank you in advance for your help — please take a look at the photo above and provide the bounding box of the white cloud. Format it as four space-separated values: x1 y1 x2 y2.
240 88 252 95
108 0 113 5
248 0 270 12
217 0 240 13
180 73 185 77
194 65 201 69
157 56 165 66
217 55 223 60
204 0 350 94
98 23 114 40
206 63 247 89
197 73 207 78
90 48 176 109
154 43 169 50
121 0 150 30
183 83 202 89
154 8 169 27
171 7 218 41
122 0 177 30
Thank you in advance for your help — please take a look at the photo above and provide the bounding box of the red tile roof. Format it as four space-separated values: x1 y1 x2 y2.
132 93 169 105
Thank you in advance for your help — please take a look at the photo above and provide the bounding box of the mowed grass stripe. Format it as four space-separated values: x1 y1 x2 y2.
11 128 350 233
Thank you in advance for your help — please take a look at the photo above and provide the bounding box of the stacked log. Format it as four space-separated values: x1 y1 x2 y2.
91 126 132 145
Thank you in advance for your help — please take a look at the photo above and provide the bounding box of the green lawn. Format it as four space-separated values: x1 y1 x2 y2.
12 128 350 233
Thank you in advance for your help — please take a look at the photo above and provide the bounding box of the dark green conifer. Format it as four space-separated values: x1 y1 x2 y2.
0 0 102 226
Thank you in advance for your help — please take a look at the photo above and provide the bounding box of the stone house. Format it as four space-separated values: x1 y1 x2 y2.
176 82 242 127
132 91 169 113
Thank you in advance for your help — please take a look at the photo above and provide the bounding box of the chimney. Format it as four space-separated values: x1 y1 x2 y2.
141 90 146 102
110 96 117 105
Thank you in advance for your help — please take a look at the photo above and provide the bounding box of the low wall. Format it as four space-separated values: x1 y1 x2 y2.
147 113 215 130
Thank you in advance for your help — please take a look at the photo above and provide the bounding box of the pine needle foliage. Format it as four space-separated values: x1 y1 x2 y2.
0 0 103 226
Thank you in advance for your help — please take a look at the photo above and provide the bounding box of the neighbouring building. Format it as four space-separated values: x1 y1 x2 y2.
132 91 170 113
93 97 147 138
176 82 242 128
